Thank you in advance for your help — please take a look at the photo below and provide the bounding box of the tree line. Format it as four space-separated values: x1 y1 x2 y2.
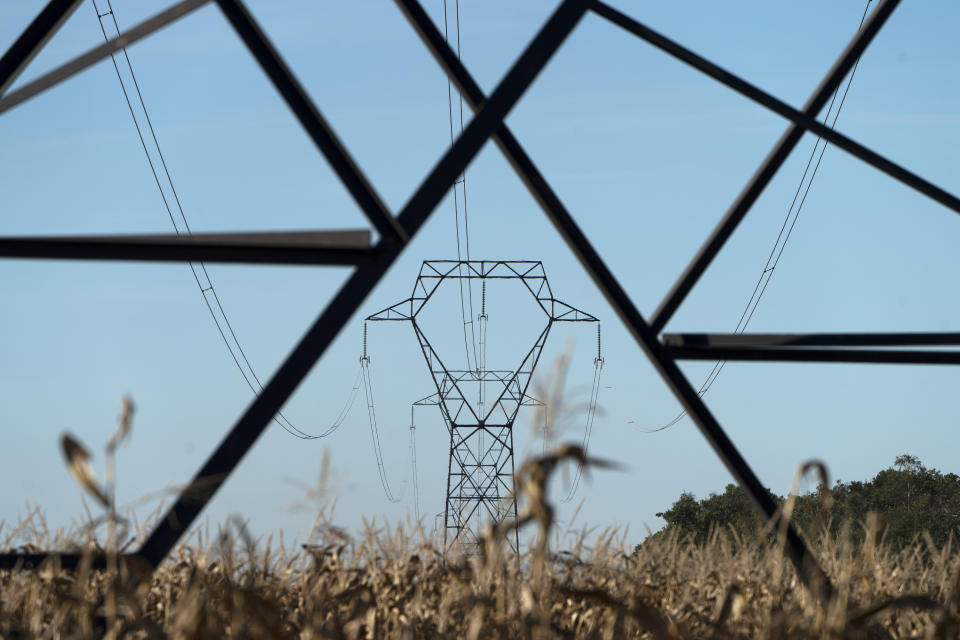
651 455 960 550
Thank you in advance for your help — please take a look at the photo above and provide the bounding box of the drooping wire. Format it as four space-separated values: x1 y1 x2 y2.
640 0 873 433
562 360 603 501
562 324 603 502
442 0 479 372
92 0 355 440
360 353 405 503
410 405 421 522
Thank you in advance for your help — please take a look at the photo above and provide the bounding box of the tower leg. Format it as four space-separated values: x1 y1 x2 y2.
443 419 455 548
508 427 519 554
445 422 518 554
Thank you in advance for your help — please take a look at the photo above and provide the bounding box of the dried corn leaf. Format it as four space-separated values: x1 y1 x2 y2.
60 432 109 508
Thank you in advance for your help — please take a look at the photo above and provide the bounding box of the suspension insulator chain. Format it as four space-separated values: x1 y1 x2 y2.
595 323 603 366
362 322 369 363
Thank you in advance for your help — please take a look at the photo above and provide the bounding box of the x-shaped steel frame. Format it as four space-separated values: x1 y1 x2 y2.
4 0 958 603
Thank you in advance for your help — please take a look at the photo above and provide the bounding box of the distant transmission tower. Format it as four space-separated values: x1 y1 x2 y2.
367 260 597 552
360 3 599 553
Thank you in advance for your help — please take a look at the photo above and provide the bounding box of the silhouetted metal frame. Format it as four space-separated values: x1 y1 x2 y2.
0 0 956 604
395 0 917 603
0 0 590 569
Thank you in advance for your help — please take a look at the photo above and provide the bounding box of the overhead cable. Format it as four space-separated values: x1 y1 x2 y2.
640 0 873 433
410 406 421 522
92 0 357 440
360 354 406 503
442 0 479 372
562 324 604 502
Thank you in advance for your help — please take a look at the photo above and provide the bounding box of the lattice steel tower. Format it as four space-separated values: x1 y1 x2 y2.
367 260 596 552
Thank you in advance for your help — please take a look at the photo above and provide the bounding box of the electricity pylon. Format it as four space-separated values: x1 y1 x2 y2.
367 260 597 552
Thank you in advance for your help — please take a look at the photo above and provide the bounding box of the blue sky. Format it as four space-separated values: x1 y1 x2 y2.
1 0 959 549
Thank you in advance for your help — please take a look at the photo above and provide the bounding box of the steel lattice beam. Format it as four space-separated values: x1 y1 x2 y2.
0 230 376 265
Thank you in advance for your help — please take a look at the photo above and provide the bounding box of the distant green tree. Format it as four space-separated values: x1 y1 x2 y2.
656 492 700 536
649 455 960 551
654 484 772 545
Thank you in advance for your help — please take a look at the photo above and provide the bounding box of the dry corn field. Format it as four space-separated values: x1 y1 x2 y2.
3 446 960 639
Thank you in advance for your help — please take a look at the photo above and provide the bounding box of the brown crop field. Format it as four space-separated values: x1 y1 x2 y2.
3 446 960 639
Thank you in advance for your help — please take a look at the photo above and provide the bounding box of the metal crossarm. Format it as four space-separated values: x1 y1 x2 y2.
663 334 960 365
367 260 597 323
0 230 375 265
3 0 959 606
666 346 960 366
663 332 960 348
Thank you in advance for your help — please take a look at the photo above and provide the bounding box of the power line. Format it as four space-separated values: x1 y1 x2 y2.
562 325 604 502
410 406 421 521
640 0 873 433
92 0 356 440
360 353 406 503
443 0 479 372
